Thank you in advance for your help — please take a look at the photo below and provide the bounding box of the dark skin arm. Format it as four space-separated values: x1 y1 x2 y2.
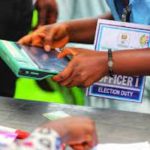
35 0 58 26
66 12 113 44
19 12 113 50
52 48 150 87
113 48 150 76
19 0 148 88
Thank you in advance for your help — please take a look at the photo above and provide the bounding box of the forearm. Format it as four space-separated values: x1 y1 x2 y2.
66 18 97 44
66 12 112 44
113 49 150 76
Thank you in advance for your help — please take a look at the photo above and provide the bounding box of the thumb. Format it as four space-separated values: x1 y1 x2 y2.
52 36 69 48
57 47 79 58
43 29 57 51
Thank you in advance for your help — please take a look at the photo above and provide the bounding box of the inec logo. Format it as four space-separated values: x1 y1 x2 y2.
118 32 130 48
140 34 150 47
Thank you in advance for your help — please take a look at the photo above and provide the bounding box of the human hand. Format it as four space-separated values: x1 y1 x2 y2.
53 47 108 87
35 0 58 26
42 116 98 149
18 23 69 51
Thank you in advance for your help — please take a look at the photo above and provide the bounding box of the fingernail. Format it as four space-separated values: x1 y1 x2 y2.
45 45 51 51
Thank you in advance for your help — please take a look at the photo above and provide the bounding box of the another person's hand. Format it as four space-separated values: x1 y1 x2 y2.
53 47 108 87
18 23 69 51
35 0 58 26
42 116 97 150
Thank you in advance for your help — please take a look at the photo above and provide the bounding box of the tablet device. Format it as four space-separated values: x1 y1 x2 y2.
0 40 69 80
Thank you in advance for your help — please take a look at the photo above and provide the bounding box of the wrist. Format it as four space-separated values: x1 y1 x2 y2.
98 51 109 76
64 22 71 42
65 21 78 42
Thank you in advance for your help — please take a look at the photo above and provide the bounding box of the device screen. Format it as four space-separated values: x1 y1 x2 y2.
15 44 69 73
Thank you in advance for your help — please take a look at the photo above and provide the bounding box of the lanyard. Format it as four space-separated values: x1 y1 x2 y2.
121 5 131 22
114 0 132 22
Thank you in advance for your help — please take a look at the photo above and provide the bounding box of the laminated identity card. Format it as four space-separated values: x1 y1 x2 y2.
0 40 69 80
87 19 150 103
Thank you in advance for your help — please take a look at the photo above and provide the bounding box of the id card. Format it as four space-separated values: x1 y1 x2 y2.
87 19 150 103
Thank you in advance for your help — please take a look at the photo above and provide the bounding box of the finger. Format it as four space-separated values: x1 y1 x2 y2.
59 72 81 87
67 80 82 88
18 31 45 46
43 28 57 51
59 77 73 87
52 36 69 49
33 27 52 50
58 47 79 58
71 144 85 150
71 143 90 150
18 34 32 45
31 33 45 47
38 8 47 26
52 64 73 82
64 72 89 88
